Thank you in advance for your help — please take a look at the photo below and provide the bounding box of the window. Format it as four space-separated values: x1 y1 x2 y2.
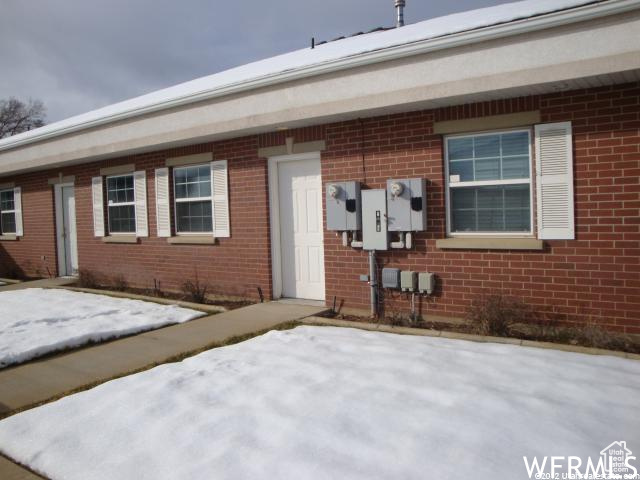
106 174 136 233
173 164 212 233
445 129 532 235
0 189 16 235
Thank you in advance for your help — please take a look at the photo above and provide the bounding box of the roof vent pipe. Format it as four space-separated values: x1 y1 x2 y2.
395 0 406 27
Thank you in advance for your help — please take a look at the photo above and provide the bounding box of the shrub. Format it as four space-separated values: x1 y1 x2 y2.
182 272 209 304
467 294 530 337
152 278 164 298
111 274 129 292
78 269 100 289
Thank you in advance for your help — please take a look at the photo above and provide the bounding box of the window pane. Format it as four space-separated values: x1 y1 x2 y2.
107 175 134 205
502 155 530 179
450 185 530 233
452 210 476 232
474 135 500 158
502 131 529 156
0 190 15 211
451 188 474 209
447 130 530 182
198 166 210 183
505 209 531 231
477 209 503 231
477 186 503 209
475 157 500 180
175 184 187 199
187 182 200 198
175 169 187 184
504 184 530 208
448 138 473 160
176 200 212 233
174 165 211 200
199 179 211 197
109 205 136 233
1 212 16 234
449 160 473 182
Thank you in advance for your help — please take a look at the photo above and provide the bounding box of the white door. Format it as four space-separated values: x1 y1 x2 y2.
277 158 325 300
56 184 79 276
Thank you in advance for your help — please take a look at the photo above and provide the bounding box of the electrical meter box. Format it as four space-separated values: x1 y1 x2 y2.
326 181 361 231
418 272 436 295
362 189 388 250
400 271 418 292
386 178 427 232
382 268 400 289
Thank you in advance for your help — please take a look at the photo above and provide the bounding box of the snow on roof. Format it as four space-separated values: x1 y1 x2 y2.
0 0 598 149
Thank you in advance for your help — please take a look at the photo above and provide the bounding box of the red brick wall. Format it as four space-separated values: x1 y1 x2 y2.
322 82 640 333
1 82 638 332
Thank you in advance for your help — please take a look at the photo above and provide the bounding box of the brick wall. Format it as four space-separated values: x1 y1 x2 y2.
1 81 638 332
322 82 640 333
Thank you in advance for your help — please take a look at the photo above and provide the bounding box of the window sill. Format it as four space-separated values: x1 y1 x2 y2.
167 235 216 245
436 237 543 250
102 235 138 244
0 235 18 241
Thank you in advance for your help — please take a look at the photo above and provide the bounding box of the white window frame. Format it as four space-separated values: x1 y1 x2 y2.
0 188 16 235
444 128 535 237
106 173 136 235
172 163 213 235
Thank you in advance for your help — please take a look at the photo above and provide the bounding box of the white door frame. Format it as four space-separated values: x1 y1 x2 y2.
54 182 77 277
268 151 323 299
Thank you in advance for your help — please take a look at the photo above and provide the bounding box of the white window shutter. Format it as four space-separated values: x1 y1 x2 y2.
91 176 105 237
535 122 574 240
210 160 230 238
155 168 171 237
134 170 148 237
13 186 23 236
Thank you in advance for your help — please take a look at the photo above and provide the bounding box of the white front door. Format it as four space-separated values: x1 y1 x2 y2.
277 157 325 300
55 184 79 276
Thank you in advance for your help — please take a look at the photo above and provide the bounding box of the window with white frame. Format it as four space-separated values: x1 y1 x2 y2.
0 189 16 235
173 164 212 233
445 129 532 235
106 174 136 233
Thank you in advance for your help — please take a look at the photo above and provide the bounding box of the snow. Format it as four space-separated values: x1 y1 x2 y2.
0 326 637 480
0 288 203 367
0 0 594 149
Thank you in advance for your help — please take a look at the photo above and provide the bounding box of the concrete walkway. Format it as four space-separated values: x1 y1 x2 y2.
0 301 325 417
0 277 76 292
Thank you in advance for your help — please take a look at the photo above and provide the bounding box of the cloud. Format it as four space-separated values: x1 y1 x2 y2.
0 0 507 122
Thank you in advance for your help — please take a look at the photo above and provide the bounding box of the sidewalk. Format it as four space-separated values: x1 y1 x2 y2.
0 277 76 292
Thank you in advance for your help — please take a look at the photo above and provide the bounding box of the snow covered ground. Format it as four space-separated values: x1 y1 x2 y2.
0 288 203 367
0 326 638 480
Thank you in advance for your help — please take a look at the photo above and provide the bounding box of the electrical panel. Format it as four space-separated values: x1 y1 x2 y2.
386 178 427 232
418 272 436 295
326 181 361 231
362 189 388 250
382 268 400 289
400 271 417 292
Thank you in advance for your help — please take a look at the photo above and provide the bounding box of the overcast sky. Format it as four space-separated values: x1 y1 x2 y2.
0 0 510 123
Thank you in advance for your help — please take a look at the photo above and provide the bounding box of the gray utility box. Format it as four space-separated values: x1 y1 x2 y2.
382 268 400 289
400 271 418 292
326 181 361 231
386 178 427 231
362 189 388 250
418 272 436 295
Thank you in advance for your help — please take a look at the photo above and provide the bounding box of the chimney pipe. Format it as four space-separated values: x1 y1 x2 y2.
395 0 406 27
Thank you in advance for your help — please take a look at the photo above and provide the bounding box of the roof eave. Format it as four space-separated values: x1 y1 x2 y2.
0 0 638 153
